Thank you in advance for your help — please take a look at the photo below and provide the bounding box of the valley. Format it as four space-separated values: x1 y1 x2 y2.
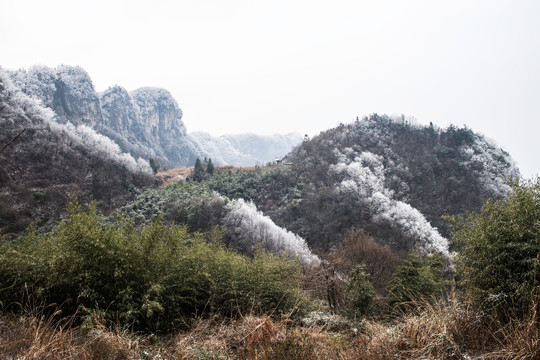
1 64 538 359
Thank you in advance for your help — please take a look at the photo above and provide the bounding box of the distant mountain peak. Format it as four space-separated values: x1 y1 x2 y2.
8 65 301 168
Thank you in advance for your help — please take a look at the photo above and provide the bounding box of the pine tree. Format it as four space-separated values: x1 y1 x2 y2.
206 158 215 176
149 158 160 175
193 158 205 182
348 264 376 317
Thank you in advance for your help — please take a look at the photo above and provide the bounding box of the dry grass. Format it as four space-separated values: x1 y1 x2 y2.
485 303 540 360
156 168 192 186
356 299 540 360
0 308 149 360
0 311 362 360
357 300 487 359
171 315 363 359
156 166 259 186
1 300 539 359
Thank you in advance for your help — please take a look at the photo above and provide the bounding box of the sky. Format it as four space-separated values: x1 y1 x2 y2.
2 0 539 178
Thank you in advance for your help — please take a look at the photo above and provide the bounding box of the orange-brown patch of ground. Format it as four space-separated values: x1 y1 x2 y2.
156 166 260 186
156 168 193 186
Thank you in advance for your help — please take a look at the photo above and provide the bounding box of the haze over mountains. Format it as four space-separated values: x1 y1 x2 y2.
1 64 520 258
0 64 300 234
7 65 302 168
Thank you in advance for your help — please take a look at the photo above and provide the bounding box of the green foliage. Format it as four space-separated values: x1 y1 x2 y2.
118 181 227 233
193 158 205 182
206 158 214 175
347 264 376 317
0 199 306 332
387 252 449 311
449 178 540 315
206 165 293 204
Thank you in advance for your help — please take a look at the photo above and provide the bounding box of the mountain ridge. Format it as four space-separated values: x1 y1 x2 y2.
8 65 301 168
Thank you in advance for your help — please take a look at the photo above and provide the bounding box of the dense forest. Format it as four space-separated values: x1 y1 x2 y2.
1 66 539 359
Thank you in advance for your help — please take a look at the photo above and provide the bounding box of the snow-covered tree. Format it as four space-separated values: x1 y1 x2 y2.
222 199 319 264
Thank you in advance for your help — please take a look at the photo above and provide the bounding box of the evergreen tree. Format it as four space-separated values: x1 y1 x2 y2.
149 158 160 175
206 158 215 176
348 264 376 317
193 158 205 182
387 252 448 311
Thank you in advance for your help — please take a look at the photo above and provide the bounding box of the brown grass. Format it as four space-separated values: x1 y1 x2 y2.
156 165 260 186
1 300 539 359
156 168 193 186
356 298 540 360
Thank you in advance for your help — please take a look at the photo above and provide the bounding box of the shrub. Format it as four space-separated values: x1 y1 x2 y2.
449 178 540 316
0 199 306 332
348 264 376 317
329 229 402 295
387 252 449 312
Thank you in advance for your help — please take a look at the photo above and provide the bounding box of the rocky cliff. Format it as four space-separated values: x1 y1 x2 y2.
99 85 201 167
0 67 155 234
10 66 200 167
9 65 301 168
11 65 103 128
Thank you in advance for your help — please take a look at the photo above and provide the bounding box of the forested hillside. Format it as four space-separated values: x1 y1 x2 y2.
0 68 155 234
203 115 519 253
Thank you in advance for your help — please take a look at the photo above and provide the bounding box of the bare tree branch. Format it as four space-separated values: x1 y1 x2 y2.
0 128 26 154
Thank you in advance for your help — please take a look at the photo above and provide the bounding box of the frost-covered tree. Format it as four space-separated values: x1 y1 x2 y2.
330 149 449 256
0 67 155 234
222 199 319 264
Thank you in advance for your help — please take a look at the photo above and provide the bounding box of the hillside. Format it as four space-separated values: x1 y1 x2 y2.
112 115 518 262
204 115 519 253
1 68 534 360
0 68 156 234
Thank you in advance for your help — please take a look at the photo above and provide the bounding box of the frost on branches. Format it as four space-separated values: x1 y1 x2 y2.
330 149 449 257
0 67 152 175
223 199 320 265
459 134 519 197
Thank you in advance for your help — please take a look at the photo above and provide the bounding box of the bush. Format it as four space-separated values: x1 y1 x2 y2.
0 199 306 332
387 252 449 312
347 264 376 317
329 229 402 295
449 178 540 316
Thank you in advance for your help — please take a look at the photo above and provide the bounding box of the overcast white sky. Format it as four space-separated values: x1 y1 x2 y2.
2 0 539 177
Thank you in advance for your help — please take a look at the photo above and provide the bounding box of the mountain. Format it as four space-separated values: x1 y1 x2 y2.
9 66 202 167
2 64 520 257
189 131 303 166
8 65 302 168
222 132 303 164
99 85 202 166
110 115 519 260
0 67 155 234
10 65 103 129
203 115 519 254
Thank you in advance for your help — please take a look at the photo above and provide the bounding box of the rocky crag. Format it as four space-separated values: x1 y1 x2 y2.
9 65 301 167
